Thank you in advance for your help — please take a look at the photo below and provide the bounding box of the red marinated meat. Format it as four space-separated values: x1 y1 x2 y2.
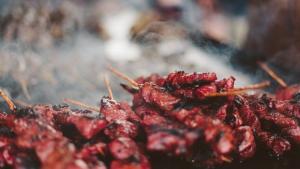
140 83 180 111
100 97 140 139
3 70 300 169
34 105 107 140
135 73 166 87
234 96 261 132
55 110 107 140
252 96 300 144
234 126 256 159
104 120 139 139
109 137 138 160
170 107 234 155
276 85 300 100
194 83 217 99
216 104 243 128
165 71 217 89
77 142 106 159
215 76 236 91
100 97 140 123
257 131 291 156
110 154 150 169
109 137 151 169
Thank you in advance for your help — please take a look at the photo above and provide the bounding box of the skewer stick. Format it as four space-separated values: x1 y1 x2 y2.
206 90 248 97
207 81 270 97
257 62 287 87
103 74 114 100
0 90 16 111
63 98 99 112
230 80 271 91
107 65 140 88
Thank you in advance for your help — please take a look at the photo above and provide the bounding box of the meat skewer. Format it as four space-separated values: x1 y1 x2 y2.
233 95 291 156
100 76 151 169
110 68 298 161
108 66 270 99
206 81 270 97
107 67 238 166
0 103 107 168
3 68 300 169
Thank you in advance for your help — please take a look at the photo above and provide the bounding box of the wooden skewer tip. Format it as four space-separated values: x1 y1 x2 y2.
0 90 16 111
207 81 270 97
103 74 114 100
63 98 99 112
258 62 287 88
107 65 139 88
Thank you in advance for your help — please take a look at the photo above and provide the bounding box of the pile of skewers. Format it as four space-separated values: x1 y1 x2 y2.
0 64 300 169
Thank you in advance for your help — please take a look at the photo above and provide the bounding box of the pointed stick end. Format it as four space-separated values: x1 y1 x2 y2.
103 74 114 100
106 65 140 88
257 61 287 88
0 90 16 112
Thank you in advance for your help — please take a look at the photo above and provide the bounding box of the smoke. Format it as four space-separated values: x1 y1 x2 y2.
0 0 252 107
240 0 300 85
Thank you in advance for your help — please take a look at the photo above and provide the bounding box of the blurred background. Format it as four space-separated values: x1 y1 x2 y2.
0 0 299 107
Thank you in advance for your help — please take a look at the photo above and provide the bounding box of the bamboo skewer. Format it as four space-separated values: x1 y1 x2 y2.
107 65 140 88
206 90 248 97
0 90 16 111
207 81 270 97
63 98 99 112
103 74 114 100
258 62 287 87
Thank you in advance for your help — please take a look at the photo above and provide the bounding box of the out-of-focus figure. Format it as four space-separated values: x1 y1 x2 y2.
195 0 300 77
243 0 300 74
195 0 248 46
